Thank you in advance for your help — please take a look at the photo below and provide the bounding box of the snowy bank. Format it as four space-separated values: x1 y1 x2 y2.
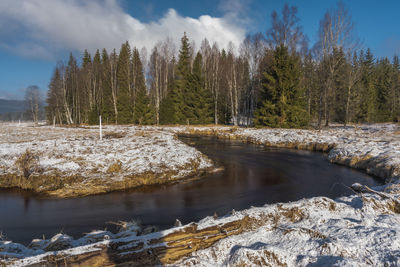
166 123 400 183
2 188 399 266
0 123 213 197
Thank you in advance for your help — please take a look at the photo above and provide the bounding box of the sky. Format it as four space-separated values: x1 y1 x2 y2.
1 0 400 100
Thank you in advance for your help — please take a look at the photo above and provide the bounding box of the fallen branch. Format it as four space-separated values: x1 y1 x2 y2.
351 183 400 209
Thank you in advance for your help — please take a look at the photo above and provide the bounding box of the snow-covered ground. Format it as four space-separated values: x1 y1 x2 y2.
0 123 213 197
1 123 400 266
176 191 400 266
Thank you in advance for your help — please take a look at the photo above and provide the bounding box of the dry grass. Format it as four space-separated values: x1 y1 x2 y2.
103 131 126 139
15 149 41 178
278 206 306 223
106 161 122 173
233 250 287 267
387 200 400 214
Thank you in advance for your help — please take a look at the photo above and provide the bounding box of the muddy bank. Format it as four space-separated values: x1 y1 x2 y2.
0 167 212 198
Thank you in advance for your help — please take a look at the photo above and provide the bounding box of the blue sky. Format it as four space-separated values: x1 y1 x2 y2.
1 0 400 100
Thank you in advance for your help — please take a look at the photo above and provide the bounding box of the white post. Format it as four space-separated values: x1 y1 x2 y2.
99 115 102 141
18 120 20 126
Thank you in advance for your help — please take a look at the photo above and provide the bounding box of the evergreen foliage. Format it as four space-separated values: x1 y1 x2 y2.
172 33 191 124
189 52 213 124
116 42 133 124
254 45 308 128
100 49 115 124
45 7 400 128
159 95 175 125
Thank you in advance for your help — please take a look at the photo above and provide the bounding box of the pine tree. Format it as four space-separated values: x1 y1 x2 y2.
116 42 133 124
254 45 308 128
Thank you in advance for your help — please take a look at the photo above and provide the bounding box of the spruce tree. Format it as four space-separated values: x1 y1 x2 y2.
159 58 177 125
66 53 79 124
88 49 102 125
392 55 400 121
47 67 63 124
159 94 175 124
363 48 376 122
100 49 115 124
254 45 308 128
331 48 348 123
189 52 213 124
82 50 97 125
116 42 133 124
375 58 393 122
172 33 191 124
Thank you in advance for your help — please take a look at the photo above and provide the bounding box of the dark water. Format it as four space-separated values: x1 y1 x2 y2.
0 136 382 244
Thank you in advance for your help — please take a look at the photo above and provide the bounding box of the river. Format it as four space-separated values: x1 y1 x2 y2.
0 136 382 244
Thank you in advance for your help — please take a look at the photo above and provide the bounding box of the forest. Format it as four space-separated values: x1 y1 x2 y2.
46 2 400 128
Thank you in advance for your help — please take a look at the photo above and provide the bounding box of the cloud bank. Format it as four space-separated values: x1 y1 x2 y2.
0 0 247 59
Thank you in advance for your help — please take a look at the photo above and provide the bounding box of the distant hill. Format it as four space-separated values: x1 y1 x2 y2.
0 99 46 121
0 99 25 114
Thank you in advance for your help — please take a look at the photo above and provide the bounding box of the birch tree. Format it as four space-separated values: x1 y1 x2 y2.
314 1 359 127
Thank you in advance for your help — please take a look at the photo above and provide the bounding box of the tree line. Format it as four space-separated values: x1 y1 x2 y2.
46 2 400 128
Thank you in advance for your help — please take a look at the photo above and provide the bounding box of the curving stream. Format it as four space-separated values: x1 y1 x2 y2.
0 136 382 244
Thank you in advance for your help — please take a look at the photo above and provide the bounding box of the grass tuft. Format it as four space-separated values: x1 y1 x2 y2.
15 149 41 178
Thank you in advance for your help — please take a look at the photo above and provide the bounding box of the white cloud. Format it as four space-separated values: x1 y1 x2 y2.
0 0 247 59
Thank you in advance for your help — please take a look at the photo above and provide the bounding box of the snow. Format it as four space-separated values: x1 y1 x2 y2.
3 192 399 266
175 194 400 266
167 124 400 182
0 123 213 194
1 123 400 266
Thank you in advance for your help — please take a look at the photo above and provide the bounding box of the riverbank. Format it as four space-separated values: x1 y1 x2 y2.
1 123 400 266
0 123 213 197
3 186 400 266
1 123 398 198
166 124 400 182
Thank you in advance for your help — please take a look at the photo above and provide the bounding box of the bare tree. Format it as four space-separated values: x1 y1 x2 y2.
211 43 221 124
240 33 266 124
314 1 359 127
266 3 306 53
25 85 41 124
109 49 118 123
226 43 239 125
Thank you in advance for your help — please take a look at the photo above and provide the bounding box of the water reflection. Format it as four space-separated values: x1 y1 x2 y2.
0 136 382 244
